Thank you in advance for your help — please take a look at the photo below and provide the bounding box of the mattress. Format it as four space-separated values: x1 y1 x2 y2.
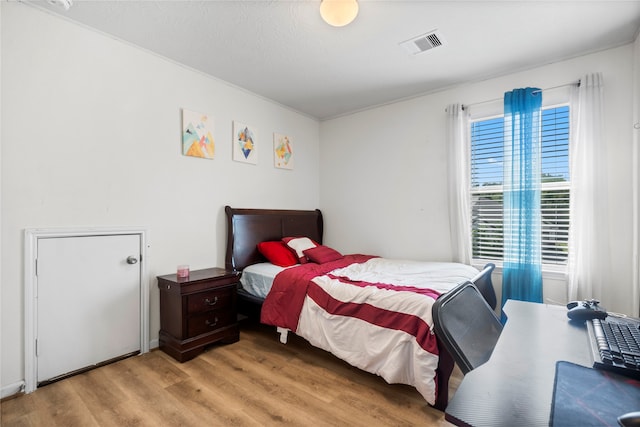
240 258 481 300
239 262 285 299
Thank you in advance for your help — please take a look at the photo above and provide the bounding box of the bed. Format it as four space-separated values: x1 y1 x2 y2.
224 206 496 410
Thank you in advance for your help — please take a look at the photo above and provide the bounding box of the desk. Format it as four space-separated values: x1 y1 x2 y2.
445 300 593 427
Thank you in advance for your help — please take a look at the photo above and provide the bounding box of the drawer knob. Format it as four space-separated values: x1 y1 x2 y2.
206 317 219 328
204 296 218 306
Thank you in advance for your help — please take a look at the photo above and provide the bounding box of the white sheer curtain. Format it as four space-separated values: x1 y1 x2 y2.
446 104 472 264
567 73 611 301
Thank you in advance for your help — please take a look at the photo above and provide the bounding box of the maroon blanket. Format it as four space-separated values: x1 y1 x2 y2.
260 254 375 330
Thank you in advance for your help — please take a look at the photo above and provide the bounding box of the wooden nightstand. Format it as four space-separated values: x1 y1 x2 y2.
157 267 240 362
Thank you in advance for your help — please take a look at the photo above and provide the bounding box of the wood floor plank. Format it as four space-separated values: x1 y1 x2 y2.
178 356 322 426
88 398 176 427
30 380 99 426
1 321 459 427
95 358 203 427
165 378 262 427
66 364 127 410
125 349 189 389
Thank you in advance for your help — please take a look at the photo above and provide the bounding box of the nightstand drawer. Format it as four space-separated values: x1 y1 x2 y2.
187 287 234 314
188 309 236 337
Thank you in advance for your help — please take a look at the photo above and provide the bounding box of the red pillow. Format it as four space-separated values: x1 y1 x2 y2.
303 245 343 264
282 237 319 264
257 241 298 267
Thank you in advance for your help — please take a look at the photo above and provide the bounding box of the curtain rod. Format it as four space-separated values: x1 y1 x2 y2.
458 80 581 111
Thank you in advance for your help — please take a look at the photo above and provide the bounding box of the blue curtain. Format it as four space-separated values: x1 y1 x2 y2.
501 88 543 320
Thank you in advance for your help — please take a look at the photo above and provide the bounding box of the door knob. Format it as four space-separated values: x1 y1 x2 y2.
126 256 138 265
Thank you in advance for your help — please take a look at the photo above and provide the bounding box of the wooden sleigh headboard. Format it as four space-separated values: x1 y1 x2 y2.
225 206 323 272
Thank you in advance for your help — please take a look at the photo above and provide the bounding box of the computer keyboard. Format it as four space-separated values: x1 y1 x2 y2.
587 316 640 380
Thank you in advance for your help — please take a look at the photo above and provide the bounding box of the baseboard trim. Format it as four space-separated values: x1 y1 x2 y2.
1 381 25 399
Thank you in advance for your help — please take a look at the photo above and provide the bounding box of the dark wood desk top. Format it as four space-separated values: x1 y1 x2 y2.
445 300 593 427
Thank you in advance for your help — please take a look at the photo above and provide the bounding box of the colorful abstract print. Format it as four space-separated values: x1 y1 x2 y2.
182 109 215 159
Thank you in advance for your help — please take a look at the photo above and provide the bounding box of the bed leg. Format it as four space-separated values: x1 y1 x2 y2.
276 327 289 344
433 337 455 411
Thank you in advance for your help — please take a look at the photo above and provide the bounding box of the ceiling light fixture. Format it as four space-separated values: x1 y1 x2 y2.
320 0 359 27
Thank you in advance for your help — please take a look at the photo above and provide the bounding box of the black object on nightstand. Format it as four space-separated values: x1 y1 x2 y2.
157 267 240 362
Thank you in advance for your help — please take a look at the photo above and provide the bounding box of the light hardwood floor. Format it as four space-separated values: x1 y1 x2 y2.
1 322 461 426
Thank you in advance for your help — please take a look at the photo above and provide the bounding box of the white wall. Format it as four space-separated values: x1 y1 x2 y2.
320 45 637 316
1 3 320 394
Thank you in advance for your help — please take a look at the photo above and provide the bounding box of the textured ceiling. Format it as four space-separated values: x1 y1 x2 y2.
26 0 640 120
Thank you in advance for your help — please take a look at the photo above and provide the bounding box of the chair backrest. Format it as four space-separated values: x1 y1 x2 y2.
432 281 503 374
471 262 497 310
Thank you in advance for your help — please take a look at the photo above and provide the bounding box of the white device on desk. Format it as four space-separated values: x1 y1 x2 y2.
566 299 607 321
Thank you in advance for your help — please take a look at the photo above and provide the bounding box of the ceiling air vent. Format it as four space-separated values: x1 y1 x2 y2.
400 30 446 55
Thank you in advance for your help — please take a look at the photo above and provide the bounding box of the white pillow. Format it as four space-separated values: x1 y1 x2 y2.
282 237 318 263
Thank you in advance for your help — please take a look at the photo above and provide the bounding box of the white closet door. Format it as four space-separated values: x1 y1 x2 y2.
36 234 141 383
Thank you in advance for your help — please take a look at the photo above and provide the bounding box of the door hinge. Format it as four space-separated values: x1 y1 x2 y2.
35 339 39 357
35 258 38 276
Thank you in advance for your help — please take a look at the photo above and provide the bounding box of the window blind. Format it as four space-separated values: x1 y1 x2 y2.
470 106 570 265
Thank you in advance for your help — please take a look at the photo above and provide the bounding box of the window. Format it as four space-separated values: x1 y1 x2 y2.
470 105 570 265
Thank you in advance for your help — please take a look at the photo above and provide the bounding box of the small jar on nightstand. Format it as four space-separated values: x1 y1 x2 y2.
157 267 240 362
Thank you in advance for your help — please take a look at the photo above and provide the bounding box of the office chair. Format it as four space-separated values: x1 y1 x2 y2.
432 281 503 374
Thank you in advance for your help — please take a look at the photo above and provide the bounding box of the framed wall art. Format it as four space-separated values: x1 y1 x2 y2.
232 121 257 164
182 109 215 159
273 132 293 170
